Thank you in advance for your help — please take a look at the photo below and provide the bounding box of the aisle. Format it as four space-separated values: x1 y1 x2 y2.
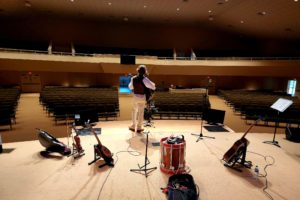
1 93 67 143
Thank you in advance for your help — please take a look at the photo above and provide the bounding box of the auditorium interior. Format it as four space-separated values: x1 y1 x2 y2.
0 1 300 200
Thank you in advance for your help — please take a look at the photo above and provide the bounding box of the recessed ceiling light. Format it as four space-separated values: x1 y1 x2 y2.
208 10 212 13
143 5 147 8
108 2 112 6
70 0 74 2
294 0 298 2
25 1 32 7
176 8 180 11
240 20 244 23
257 11 267 16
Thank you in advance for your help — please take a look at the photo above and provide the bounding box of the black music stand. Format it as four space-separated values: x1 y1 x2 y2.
130 131 157 177
263 98 293 148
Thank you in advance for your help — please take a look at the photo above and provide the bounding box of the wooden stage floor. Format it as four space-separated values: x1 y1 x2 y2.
1 120 300 200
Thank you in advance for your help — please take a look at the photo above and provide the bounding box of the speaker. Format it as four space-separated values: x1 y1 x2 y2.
202 109 225 125
120 55 135 64
285 127 300 142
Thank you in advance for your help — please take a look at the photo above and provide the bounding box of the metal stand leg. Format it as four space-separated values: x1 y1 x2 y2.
130 131 157 177
191 117 215 142
263 120 281 148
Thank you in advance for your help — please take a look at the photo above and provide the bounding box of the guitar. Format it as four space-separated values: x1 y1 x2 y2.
145 87 155 103
223 118 261 163
87 123 114 165
71 124 84 152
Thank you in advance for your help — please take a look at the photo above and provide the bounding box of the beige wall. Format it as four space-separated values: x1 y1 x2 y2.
0 70 292 94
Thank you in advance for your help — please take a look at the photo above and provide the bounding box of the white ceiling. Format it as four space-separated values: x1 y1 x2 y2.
0 0 300 40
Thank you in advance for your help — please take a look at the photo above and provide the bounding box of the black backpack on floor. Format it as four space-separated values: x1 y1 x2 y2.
163 174 199 200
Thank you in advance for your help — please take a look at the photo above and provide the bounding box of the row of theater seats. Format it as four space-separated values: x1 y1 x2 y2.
152 92 210 119
219 90 300 127
40 87 119 124
0 88 21 129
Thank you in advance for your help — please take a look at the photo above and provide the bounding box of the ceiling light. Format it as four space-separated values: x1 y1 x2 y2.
208 10 212 13
25 1 32 7
108 2 112 6
240 20 244 23
257 11 267 16
70 0 74 2
208 16 214 21
123 17 129 21
176 8 180 11
294 0 298 2
143 5 147 8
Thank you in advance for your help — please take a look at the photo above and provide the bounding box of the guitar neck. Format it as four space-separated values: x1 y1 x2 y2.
241 118 261 139
91 127 102 147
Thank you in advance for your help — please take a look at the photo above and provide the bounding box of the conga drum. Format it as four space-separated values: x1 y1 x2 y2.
160 137 186 174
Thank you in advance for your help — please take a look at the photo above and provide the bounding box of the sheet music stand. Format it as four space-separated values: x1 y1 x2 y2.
263 98 293 148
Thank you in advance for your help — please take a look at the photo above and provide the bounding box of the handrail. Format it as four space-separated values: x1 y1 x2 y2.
1 47 300 61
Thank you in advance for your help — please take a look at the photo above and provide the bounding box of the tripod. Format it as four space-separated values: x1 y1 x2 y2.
130 131 157 177
191 112 215 142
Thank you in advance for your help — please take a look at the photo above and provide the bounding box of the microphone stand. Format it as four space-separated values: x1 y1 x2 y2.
130 131 157 177
191 82 215 142
191 112 215 142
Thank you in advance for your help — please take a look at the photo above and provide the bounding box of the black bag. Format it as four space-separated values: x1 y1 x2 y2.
164 174 199 200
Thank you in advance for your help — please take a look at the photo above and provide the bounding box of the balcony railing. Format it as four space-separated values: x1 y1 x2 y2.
1 47 300 61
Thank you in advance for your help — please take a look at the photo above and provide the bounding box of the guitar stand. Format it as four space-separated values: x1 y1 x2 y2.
68 144 85 159
88 145 114 168
144 118 155 128
224 146 252 172
130 131 157 177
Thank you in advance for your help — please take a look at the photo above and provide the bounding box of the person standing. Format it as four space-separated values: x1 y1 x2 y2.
128 65 156 132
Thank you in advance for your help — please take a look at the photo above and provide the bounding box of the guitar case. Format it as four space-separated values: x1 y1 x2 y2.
37 129 71 156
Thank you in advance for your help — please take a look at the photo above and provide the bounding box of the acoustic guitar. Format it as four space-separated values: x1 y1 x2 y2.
223 118 261 163
88 124 114 165
145 87 155 103
71 124 84 152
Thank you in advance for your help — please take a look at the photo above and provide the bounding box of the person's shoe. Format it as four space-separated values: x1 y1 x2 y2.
128 125 135 132
136 127 144 132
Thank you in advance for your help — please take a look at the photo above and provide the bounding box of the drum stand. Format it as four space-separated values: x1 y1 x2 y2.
191 116 215 142
130 131 157 177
